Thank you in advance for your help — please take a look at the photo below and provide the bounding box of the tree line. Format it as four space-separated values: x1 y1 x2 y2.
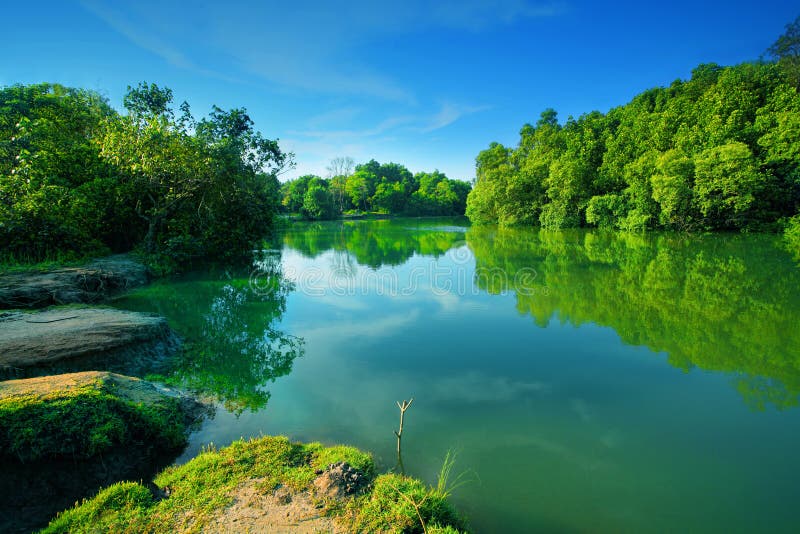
0 82 290 270
279 159 471 219
466 17 800 253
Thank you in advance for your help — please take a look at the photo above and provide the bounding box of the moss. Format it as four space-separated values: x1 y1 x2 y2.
43 436 466 533
0 373 188 462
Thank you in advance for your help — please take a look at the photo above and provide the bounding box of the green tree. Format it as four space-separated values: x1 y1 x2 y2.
99 83 289 266
301 179 336 220
346 169 375 211
651 150 696 230
693 142 763 229
466 142 512 223
281 175 313 213
768 15 800 88
372 181 406 213
466 32 800 233
0 83 120 259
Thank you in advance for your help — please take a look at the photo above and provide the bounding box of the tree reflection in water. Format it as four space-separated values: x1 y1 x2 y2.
116 250 304 414
466 227 800 409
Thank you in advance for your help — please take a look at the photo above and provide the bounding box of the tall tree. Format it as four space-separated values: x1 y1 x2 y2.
768 15 800 88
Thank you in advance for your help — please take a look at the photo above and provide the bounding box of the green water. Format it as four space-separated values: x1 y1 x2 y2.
114 218 800 532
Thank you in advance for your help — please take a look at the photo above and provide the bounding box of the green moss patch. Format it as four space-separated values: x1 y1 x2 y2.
44 435 466 533
0 371 190 462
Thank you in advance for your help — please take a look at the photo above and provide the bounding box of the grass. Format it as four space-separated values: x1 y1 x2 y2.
0 373 188 462
347 473 465 534
785 214 800 261
43 435 467 533
0 245 112 274
0 256 87 275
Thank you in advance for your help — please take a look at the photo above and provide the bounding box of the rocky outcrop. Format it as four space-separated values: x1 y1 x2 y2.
0 254 148 309
0 307 178 378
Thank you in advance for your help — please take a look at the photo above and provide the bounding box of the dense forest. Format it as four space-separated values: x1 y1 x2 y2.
467 17 800 253
279 158 471 219
0 82 290 270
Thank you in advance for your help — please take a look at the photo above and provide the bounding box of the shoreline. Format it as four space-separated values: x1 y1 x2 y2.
0 251 467 533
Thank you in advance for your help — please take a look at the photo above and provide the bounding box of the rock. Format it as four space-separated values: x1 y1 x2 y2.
0 254 148 309
0 371 211 532
0 370 207 429
0 307 179 377
313 462 369 499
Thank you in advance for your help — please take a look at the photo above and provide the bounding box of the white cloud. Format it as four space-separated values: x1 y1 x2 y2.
419 102 493 133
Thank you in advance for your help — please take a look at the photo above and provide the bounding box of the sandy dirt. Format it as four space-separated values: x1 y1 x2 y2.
204 480 351 534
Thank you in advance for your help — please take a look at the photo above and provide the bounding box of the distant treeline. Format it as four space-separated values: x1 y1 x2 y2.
0 82 289 270
279 159 471 219
467 17 800 252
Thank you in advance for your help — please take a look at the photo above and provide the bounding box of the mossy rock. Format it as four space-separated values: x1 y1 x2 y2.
0 371 203 462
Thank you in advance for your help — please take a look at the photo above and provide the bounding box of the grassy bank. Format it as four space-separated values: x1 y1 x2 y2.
44 435 465 533
0 371 193 462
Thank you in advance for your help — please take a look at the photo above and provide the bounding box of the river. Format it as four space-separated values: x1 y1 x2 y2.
114 217 800 532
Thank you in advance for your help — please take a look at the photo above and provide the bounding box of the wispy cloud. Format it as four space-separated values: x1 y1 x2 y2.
79 0 556 180
282 101 488 177
419 102 493 132
80 0 563 100
79 0 240 83
290 115 418 140
292 102 489 140
426 0 567 30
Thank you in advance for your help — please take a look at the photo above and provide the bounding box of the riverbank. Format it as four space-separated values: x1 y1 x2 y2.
0 307 179 379
0 371 209 533
43 435 465 533
0 251 467 532
0 371 205 462
0 254 148 309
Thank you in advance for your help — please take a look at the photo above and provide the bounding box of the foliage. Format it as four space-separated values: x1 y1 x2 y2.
280 159 470 219
43 435 463 534
0 376 186 462
467 35 800 231
0 83 118 260
0 82 290 270
786 213 800 260
768 15 800 88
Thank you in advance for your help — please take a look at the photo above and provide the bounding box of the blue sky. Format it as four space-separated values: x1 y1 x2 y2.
2 1 796 181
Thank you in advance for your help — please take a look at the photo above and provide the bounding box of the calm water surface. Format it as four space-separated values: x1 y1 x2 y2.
114 218 800 533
